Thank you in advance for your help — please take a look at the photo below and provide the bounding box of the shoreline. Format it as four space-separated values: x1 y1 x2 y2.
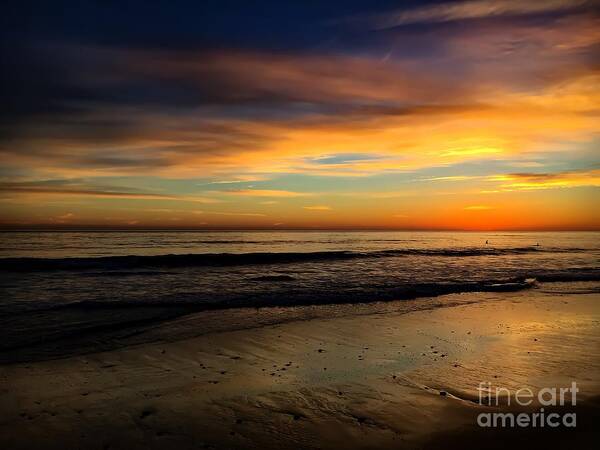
2 280 593 365
1 284 599 448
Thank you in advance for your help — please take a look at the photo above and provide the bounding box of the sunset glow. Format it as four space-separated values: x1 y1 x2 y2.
1 0 599 229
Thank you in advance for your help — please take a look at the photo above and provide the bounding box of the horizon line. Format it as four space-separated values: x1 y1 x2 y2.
1 226 598 232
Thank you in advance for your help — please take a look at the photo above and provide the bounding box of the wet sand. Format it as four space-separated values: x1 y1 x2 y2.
1 283 599 449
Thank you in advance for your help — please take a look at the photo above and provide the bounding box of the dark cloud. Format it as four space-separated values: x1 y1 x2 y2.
510 172 564 180
0 179 174 199
0 1 598 182
344 0 597 29
3 5 597 138
508 168 600 180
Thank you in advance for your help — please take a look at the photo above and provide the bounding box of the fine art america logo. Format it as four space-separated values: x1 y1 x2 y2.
476 381 578 428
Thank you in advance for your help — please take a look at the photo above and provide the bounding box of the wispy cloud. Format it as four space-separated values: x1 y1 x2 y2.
490 169 600 190
302 205 332 211
50 212 75 224
204 211 266 217
0 186 179 200
422 175 486 182
199 176 269 185
366 0 590 29
0 181 221 203
464 205 495 210
218 189 314 197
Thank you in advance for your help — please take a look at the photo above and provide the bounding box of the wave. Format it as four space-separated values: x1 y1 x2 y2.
15 278 539 316
8 268 599 317
2 271 597 362
0 246 590 272
534 267 600 282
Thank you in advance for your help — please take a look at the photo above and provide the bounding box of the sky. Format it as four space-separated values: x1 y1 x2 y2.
1 0 599 230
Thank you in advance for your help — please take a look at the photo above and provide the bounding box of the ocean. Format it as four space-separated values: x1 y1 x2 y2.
1 231 599 362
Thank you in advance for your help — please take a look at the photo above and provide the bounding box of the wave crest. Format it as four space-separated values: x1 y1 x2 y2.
0 246 588 272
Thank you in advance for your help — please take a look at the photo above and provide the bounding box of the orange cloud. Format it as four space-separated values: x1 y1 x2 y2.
490 169 600 191
303 205 332 211
218 189 314 197
464 205 495 210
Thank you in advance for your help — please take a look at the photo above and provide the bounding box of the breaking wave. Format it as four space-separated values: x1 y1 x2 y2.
0 246 589 272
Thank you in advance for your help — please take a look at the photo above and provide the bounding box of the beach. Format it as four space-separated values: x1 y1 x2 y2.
2 281 599 449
